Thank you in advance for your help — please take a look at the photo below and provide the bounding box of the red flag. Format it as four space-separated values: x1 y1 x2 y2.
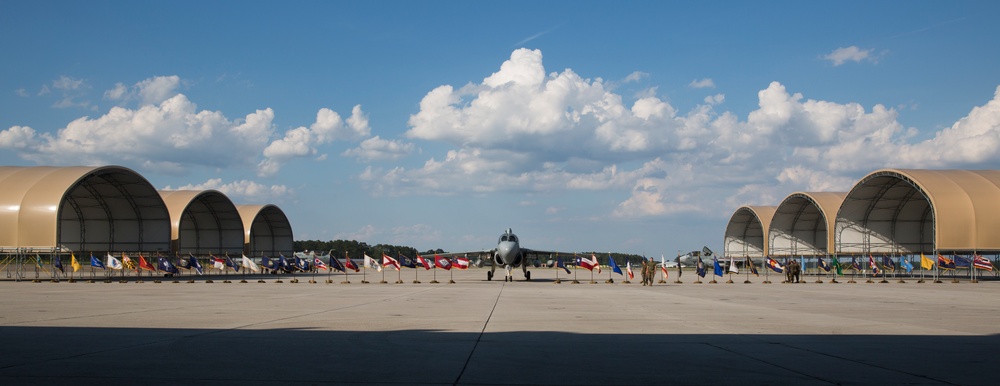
138 254 156 271
435 255 452 270
382 254 400 271
626 261 634 279
344 255 359 272
416 255 431 270
454 257 470 270
314 257 328 271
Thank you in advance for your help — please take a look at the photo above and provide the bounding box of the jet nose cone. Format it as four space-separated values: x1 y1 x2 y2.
497 243 515 265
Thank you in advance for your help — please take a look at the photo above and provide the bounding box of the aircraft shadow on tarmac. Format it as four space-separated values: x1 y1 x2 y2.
0 326 995 385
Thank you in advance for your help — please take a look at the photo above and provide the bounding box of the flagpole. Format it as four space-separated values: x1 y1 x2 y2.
343 251 350 284
573 255 579 284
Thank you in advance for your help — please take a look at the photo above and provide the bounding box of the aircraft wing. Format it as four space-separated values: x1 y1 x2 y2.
416 250 495 259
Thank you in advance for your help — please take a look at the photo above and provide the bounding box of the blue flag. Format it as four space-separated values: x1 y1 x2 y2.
608 255 623 275
262 256 275 269
157 256 179 274
225 255 240 271
713 257 724 277
278 255 290 270
696 257 706 277
53 255 64 273
817 256 831 272
328 255 345 272
882 255 896 271
90 254 105 269
294 256 309 271
900 256 914 273
400 254 416 268
954 255 971 268
188 254 203 274
556 257 571 274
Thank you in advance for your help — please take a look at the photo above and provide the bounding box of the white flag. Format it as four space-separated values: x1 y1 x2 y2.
728 256 739 274
107 253 123 270
242 255 260 273
364 253 382 272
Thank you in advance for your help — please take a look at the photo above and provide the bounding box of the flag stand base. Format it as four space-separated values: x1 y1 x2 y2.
897 279 906 283
257 279 265 283
240 280 247 283
934 280 943 283
325 279 333 284
694 280 702 284
553 279 561 284
186 279 194 283
69 279 76 283
815 279 823 283
829 279 839 283
590 281 596 284
206 280 214 283
917 279 925 283
762 280 770 284
172 280 179 283
308 280 316 284
413 280 421 284
865 279 874 283
290 279 299 283
136 280 143 283
430 280 439 283
847 280 856 283
449 280 455 284
674 280 682 284
743 280 751 283
951 279 960 283
622 280 630 284
709 280 717 284
50 279 59 283
223 280 231 283
395 280 404 284
275 280 283 283
342 281 351 284
971 279 979 283
879 279 889 283
32 279 40 283
726 280 733 284
658 280 666 284
380 280 387 284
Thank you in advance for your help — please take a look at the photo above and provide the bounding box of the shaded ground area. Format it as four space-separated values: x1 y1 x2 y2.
1 269 997 385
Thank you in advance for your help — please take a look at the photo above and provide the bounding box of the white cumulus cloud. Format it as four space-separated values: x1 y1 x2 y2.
164 178 293 203
823 46 874 66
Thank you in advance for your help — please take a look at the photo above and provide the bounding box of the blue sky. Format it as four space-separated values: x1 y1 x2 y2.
2 1 1000 256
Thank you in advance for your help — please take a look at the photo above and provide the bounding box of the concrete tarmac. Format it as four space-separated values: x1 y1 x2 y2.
1 268 998 385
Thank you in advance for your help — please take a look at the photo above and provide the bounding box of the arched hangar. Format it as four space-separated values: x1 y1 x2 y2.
724 206 776 258
768 192 846 257
159 190 245 256
0 165 170 252
236 204 293 257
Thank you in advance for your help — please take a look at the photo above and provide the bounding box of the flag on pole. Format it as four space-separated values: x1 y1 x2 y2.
138 254 156 271
122 253 136 270
974 255 994 271
626 260 634 279
261 256 275 270
696 257 707 277
416 255 431 270
382 254 400 271
938 255 956 270
766 257 783 273
71 253 82 272
158 256 179 274
399 254 416 269
920 254 935 270
106 253 123 270
727 256 739 274
293 255 309 271
744 256 759 276
557 256 571 274
881 255 896 272
189 254 203 274
817 257 831 272
660 256 669 278
831 256 843 275
364 254 381 272
344 254 359 272
454 257 470 270
578 254 600 272
608 255 623 276
435 255 452 270
900 256 914 273
242 255 260 273
868 255 880 276
212 255 227 270
954 255 971 268
91 254 105 269
314 257 329 271
712 257 724 276
328 255 345 272
224 255 240 271
850 256 862 271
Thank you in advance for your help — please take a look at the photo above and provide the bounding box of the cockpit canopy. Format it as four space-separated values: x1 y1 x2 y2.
499 231 518 244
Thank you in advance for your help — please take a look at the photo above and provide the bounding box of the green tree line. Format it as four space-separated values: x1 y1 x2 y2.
294 240 647 265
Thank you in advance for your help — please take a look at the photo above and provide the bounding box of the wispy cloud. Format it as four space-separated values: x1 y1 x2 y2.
822 46 874 66
513 23 564 47
688 78 715 89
